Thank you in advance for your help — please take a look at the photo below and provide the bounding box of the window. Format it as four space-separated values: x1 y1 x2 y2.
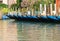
0 1 2 3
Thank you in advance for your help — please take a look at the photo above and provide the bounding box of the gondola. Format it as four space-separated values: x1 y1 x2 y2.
18 15 22 19
22 15 28 19
6 13 60 23
56 16 60 20
6 14 14 19
26 15 38 21
56 16 60 22
38 16 48 22
47 16 59 22
13 14 18 19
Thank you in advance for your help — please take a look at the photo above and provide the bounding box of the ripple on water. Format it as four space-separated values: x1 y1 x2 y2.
0 20 60 41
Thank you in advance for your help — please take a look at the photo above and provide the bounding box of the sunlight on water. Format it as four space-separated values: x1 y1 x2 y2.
0 20 60 41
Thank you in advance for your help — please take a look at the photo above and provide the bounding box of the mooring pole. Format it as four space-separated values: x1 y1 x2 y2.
44 4 46 16
50 4 52 16
40 4 43 16
32 9 34 16
54 4 56 16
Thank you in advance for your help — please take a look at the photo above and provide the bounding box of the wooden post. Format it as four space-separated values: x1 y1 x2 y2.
27 7 28 11
22 8 23 15
50 4 52 16
54 4 56 16
27 11 30 16
44 4 46 16
40 4 43 16
32 9 34 16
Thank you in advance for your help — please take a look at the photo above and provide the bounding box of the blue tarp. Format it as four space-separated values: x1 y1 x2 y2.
2 15 9 19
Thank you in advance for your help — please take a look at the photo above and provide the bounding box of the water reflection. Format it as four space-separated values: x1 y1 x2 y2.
0 20 60 41
0 20 18 41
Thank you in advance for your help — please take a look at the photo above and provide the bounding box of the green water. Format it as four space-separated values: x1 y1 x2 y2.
0 20 60 41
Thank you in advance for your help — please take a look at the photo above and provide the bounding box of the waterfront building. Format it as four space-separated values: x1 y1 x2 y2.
0 0 16 6
56 0 60 15
0 0 2 3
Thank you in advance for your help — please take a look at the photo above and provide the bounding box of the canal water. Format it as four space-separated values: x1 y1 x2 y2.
0 19 60 41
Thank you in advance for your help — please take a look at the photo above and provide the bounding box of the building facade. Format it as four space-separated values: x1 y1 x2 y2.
0 0 3 3
0 0 16 5
56 0 60 14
